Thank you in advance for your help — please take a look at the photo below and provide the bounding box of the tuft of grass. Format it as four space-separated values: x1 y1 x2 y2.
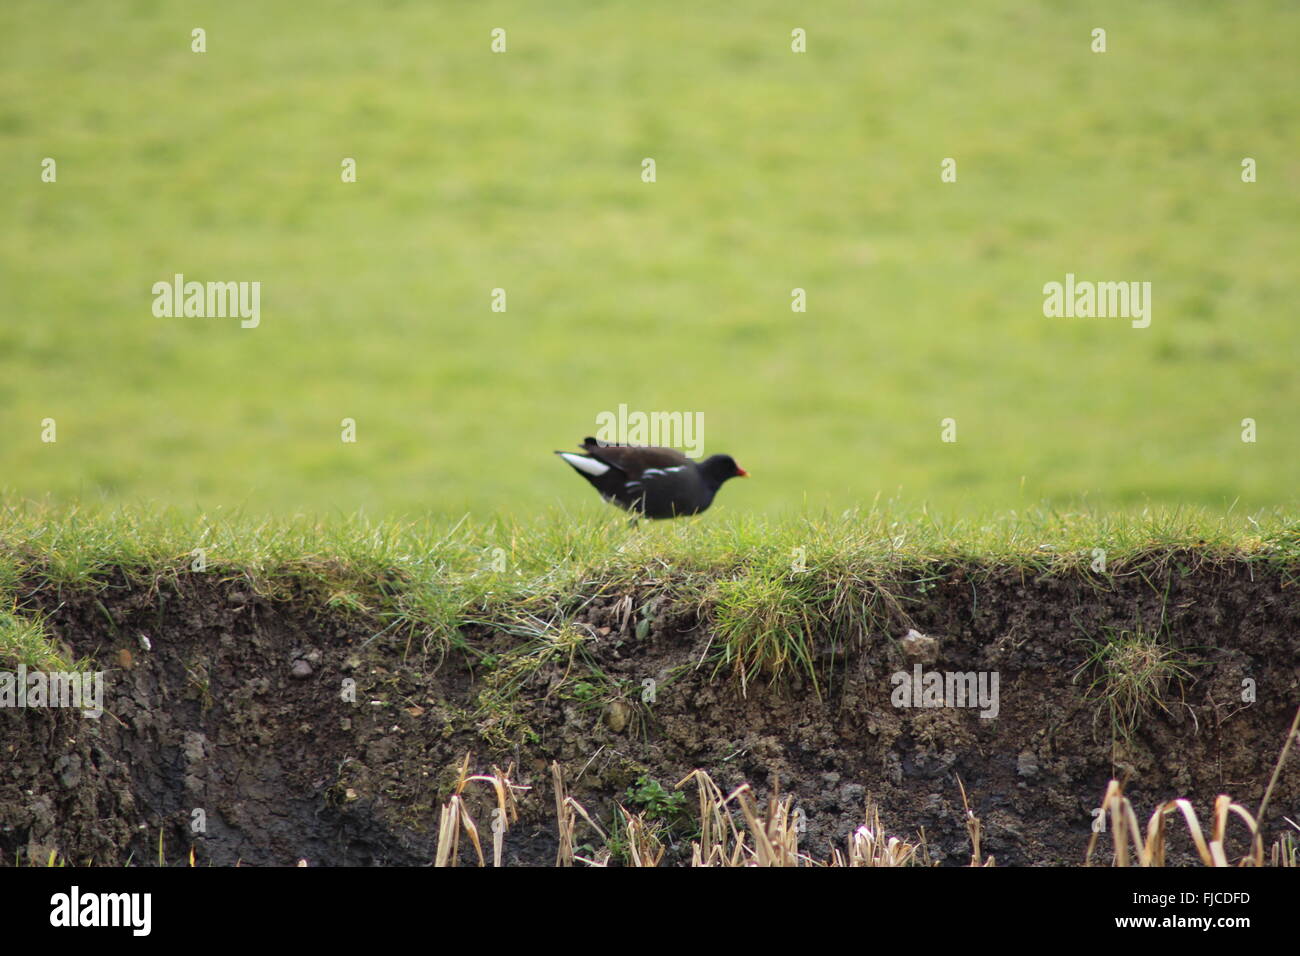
1074 626 1196 745
709 571 821 693
0 604 79 671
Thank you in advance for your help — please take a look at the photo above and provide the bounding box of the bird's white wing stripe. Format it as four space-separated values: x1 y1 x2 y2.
560 453 610 477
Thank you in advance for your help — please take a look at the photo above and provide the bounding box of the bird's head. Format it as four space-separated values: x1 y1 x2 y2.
700 454 749 486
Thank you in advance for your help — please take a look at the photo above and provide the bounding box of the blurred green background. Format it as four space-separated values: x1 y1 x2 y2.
2 0 1296 519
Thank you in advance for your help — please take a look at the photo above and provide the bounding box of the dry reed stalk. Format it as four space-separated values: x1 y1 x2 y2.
956 776 995 867
433 752 486 867
733 783 817 866
433 753 531 867
676 769 749 866
831 803 923 867
618 805 666 867
1255 704 1300 853
552 761 605 866
1085 778 1262 867
465 762 530 867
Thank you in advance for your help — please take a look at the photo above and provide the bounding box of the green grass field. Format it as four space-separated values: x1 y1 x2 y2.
2 1 1297 518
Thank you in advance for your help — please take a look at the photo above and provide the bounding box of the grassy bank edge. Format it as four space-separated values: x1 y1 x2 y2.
1 501 1296 680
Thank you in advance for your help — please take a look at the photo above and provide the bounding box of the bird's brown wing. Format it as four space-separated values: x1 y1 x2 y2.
580 437 691 480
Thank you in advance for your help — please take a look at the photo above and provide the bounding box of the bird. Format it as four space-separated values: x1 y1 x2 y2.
555 437 748 519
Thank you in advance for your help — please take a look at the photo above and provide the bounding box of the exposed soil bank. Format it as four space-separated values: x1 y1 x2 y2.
3 557 1298 866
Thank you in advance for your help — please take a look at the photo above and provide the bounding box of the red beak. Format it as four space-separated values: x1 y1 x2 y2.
736 467 749 478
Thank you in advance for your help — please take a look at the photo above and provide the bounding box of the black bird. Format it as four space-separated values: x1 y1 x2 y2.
555 437 748 519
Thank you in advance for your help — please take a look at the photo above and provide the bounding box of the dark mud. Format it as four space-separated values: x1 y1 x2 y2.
3 556 1298 866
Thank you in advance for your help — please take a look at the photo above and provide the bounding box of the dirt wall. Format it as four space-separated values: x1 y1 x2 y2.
3 557 1297 866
